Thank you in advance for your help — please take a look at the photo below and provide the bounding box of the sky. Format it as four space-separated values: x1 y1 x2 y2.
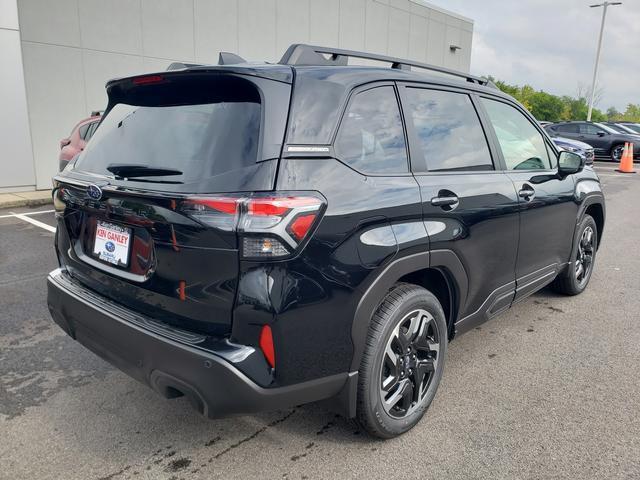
429 0 640 112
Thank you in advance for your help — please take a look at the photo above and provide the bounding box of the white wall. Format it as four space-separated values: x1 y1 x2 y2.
0 0 35 191
14 0 473 190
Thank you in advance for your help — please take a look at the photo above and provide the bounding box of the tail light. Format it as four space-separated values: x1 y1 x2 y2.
53 186 66 214
180 192 325 259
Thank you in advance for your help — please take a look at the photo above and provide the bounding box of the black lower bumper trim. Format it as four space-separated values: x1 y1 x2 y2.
47 268 348 417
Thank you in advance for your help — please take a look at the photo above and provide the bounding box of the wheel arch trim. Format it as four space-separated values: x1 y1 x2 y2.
349 250 468 373
575 190 605 249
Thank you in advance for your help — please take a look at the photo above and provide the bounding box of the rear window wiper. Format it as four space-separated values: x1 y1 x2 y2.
106 164 183 178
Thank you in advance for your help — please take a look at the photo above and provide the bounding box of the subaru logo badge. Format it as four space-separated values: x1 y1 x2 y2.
87 184 102 200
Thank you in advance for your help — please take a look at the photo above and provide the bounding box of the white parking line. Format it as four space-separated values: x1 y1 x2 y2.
9 212 56 233
0 209 54 219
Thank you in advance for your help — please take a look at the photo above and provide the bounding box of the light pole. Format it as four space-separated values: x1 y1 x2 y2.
587 1 622 121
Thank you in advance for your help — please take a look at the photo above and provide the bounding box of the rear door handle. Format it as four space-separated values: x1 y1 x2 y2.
518 185 535 200
431 195 459 207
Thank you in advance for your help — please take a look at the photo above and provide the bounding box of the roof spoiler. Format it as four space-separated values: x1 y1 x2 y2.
165 52 247 70
166 62 203 71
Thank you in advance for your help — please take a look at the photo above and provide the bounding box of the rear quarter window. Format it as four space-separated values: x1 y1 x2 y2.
334 86 408 174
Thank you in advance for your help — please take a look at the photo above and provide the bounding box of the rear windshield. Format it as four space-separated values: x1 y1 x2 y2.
75 75 262 188
77 100 260 176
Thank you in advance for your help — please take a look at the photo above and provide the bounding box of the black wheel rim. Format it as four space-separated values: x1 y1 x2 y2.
612 145 624 161
379 309 440 418
575 226 595 286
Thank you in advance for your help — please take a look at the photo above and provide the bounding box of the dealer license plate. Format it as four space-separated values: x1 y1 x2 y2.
93 220 132 267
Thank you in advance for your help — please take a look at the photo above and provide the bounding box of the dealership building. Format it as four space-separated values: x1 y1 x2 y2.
0 0 473 192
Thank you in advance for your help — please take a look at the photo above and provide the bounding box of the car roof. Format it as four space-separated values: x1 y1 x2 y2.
108 44 506 99
290 65 508 97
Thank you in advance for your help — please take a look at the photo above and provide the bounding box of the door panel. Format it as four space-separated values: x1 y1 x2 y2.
398 84 520 327
416 173 520 318
478 97 579 300
507 171 577 299
577 124 610 155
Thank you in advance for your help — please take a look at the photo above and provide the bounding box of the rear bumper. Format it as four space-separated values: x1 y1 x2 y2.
47 268 348 417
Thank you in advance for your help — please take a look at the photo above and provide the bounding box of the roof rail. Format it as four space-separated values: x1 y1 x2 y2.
279 44 489 86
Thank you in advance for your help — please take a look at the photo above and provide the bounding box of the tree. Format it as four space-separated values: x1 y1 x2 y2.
491 78 615 122
622 104 640 122
529 91 564 122
606 107 621 121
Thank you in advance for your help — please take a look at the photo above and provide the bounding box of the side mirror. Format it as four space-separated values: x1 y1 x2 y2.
60 138 71 148
558 151 583 175
597 131 606 137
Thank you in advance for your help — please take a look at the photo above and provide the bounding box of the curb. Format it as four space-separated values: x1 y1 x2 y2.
0 195 52 210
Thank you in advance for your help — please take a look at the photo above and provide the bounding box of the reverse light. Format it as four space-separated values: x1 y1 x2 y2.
259 324 275 368
242 237 289 257
180 193 325 259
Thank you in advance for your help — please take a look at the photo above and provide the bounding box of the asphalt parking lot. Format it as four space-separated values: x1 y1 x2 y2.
1 161 639 480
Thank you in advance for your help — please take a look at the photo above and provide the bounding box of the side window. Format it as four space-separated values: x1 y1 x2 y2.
580 123 601 135
404 88 493 171
86 121 99 141
557 124 579 134
481 98 552 171
78 123 90 140
334 86 408 174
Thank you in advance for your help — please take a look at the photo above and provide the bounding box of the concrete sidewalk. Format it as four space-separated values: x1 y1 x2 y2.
0 190 52 209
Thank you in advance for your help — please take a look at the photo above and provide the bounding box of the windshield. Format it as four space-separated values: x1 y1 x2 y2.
595 123 621 134
623 124 640 133
613 124 638 134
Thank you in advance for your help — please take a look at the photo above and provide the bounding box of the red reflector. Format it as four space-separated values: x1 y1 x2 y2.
259 324 275 368
132 75 164 85
288 213 316 240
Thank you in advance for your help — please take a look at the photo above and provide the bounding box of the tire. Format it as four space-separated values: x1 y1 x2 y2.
552 214 598 295
356 283 447 439
611 143 625 162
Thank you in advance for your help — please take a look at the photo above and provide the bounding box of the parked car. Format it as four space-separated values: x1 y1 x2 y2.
58 112 102 171
602 122 640 135
548 136 595 166
618 122 640 134
545 121 640 161
48 44 605 439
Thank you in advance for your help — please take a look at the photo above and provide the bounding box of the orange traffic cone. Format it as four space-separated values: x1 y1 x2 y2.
616 142 636 174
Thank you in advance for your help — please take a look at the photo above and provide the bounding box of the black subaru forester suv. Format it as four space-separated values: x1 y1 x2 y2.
48 45 605 438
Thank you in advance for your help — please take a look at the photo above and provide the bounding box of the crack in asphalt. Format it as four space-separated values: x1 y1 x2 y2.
212 410 297 460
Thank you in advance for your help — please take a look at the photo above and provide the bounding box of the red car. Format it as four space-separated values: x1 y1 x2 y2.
58 112 102 171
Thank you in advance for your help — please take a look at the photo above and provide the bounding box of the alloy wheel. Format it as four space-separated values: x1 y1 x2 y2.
379 309 441 418
575 226 595 286
612 145 625 161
